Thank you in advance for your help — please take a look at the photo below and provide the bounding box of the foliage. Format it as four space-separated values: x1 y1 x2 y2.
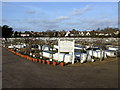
2 25 14 38
1 24 120 38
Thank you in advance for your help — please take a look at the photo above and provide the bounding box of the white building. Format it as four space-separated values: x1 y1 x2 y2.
20 33 30 37
86 32 91 36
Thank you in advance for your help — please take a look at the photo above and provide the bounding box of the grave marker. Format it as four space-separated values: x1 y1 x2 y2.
58 39 75 64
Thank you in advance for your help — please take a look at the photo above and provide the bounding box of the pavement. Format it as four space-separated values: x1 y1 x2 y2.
2 47 118 88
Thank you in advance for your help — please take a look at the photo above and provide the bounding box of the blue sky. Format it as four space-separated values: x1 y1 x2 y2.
2 2 118 32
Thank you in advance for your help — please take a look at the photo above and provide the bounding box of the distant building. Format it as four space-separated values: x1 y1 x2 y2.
114 31 120 35
20 33 30 37
65 31 70 37
80 32 84 36
86 32 91 36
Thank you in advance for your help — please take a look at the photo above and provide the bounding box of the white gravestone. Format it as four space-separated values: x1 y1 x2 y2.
58 39 75 64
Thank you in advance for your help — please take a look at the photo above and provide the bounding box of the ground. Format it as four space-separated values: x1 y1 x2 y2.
0 47 2 89
2 47 118 88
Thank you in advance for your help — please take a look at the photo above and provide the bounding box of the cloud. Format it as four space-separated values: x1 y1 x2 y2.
26 19 41 24
2 19 8 22
79 17 118 30
56 16 70 20
90 18 117 27
41 16 70 24
67 22 80 25
3 16 117 32
26 10 36 14
24 15 70 29
13 27 32 32
65 17 118 31
72 5 91 15
51 16 70 23
42 19 56 24
42 24 59 30
2 19 23 27
23 5 45 15
23 18 60 31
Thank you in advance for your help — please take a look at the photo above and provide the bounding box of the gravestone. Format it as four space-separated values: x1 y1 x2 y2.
58 39 75 64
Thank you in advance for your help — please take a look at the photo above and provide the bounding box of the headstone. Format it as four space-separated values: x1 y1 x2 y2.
58 39 75 64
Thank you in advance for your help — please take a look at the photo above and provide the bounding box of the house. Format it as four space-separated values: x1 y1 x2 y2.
79 32 84 36
86 32 91 36
98 33 105 36
20 33 30 37
114 31 120 35
79 31 91 36
65 31 70 37
105 33 109 36
70 34 75 36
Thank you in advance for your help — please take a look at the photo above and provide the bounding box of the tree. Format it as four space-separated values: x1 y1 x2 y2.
2 25 14 38
14 31 19 37
0 26 2 38
91 30 96 37
96 28 100 31
46 30 54 37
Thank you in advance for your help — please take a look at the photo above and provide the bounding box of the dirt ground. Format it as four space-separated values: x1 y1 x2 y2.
2 47 118 88
0 46 2 89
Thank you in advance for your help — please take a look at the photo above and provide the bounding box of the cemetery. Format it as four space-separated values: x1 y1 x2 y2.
2 37 119 66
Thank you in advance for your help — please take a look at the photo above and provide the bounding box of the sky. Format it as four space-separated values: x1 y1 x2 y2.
2 2 118 32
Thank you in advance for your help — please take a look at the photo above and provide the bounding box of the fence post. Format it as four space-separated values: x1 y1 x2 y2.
100 47 102 61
